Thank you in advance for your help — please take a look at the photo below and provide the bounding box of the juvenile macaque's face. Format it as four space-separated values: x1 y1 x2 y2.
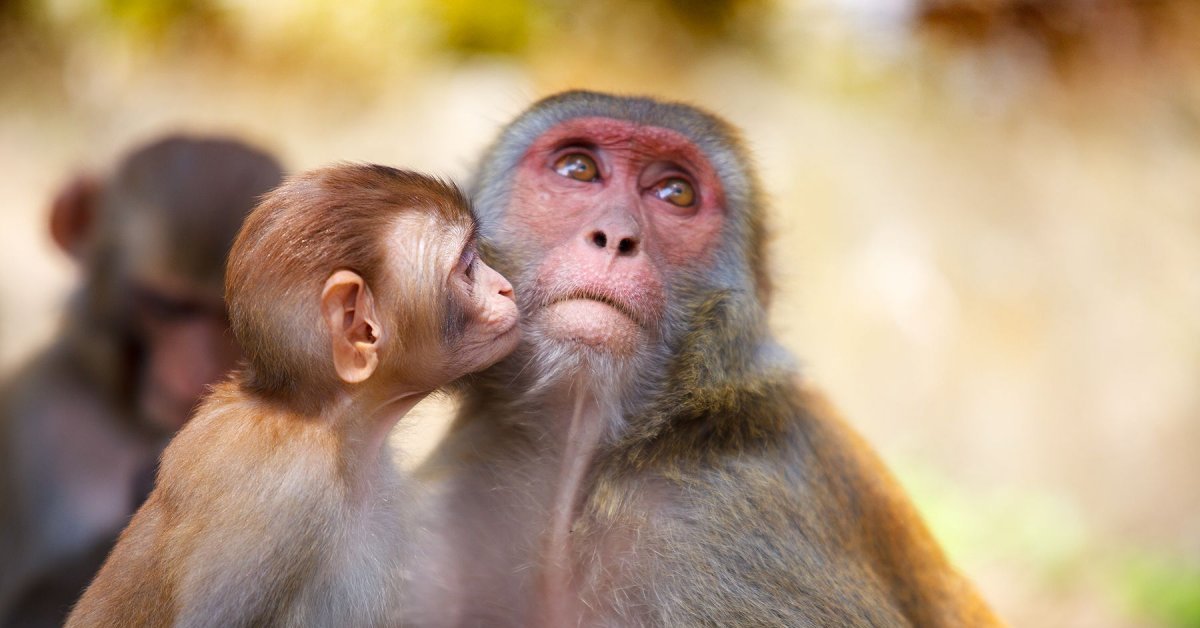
321 212 519 396
443 235 519 376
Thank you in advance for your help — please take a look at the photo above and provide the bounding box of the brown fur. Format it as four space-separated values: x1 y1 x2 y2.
226 164 473 409
67 384 386 627
67 165 494 627
425 91 1002 626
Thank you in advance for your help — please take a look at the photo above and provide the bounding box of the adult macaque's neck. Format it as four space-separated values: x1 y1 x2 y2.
536 383 610 627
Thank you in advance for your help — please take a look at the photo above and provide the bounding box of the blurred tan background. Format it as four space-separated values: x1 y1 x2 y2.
1 0 1198 625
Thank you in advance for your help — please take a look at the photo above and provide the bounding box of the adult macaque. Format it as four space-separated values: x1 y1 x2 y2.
67 165 519 627
0 136 283 627
417 91 1001 626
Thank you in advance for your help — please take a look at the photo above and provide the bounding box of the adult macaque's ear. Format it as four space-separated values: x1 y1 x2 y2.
49 174 101 261
321 270 382 384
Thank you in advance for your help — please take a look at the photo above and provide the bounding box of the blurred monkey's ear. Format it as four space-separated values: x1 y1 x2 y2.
49 174 101 261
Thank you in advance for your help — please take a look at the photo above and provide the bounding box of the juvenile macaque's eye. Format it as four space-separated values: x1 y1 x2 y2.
651 177 696 208
553 153 599 182
459 248 477 281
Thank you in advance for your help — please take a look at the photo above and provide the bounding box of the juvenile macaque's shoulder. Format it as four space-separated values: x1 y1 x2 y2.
156 386 340 509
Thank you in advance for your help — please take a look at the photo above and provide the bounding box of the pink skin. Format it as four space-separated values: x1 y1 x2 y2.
140 316 238 432
504 118 727 354
499 117 728 627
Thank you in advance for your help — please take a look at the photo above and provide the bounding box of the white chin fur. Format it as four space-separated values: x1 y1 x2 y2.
538 300 641 357
499 304 671 441
518 313 640 398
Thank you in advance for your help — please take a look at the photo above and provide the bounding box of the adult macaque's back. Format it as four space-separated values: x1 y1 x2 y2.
417 91 1000 626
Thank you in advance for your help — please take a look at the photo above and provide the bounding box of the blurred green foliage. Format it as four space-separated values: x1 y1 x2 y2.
0 0 777 99
1118 554 1200 628
411 0 770 55
428 0 533 55
2 0 772 57
899 461 1089 576
902 460 1200 628
101 0 215 40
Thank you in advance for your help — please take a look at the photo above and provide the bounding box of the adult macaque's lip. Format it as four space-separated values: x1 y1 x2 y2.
551 291 641 326
541 299 641 354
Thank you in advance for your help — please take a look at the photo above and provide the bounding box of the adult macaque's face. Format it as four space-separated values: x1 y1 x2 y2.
502 117 727 357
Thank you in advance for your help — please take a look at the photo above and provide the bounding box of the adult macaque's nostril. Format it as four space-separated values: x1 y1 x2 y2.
589 228 638 256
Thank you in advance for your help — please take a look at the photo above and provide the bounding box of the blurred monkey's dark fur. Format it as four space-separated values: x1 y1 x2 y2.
0 136 283 628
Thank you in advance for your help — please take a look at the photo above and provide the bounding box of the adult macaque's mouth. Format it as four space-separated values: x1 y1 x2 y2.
552 290 641 326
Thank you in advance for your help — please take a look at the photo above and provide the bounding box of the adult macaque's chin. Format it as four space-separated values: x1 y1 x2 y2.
540 299 640 356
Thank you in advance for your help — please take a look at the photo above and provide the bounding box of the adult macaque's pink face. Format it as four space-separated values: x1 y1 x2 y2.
504 117 726 356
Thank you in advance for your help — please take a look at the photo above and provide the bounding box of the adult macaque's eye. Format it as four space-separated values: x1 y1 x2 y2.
651 177 696 208
553 153 599 182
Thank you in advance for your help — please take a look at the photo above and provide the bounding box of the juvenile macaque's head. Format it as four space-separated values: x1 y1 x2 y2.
226 165 519 408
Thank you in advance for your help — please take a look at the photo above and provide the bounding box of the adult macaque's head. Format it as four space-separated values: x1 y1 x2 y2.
226 165 519 410
470 91 768 395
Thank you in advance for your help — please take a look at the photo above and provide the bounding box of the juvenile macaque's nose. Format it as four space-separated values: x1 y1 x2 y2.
482 262 515 298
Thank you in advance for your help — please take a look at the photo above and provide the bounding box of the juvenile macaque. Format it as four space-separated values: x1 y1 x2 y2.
0 136 282 627
66 165 518 627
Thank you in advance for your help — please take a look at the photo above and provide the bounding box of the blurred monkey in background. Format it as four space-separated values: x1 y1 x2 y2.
0 135 283 627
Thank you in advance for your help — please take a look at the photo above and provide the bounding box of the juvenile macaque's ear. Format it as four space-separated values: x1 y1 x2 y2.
321 270 382 384
49 174 101 261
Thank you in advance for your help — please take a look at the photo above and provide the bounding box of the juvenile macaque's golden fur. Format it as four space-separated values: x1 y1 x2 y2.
67 165 518 627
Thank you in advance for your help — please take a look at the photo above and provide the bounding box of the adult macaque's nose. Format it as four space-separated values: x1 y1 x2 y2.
586 211 641 257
